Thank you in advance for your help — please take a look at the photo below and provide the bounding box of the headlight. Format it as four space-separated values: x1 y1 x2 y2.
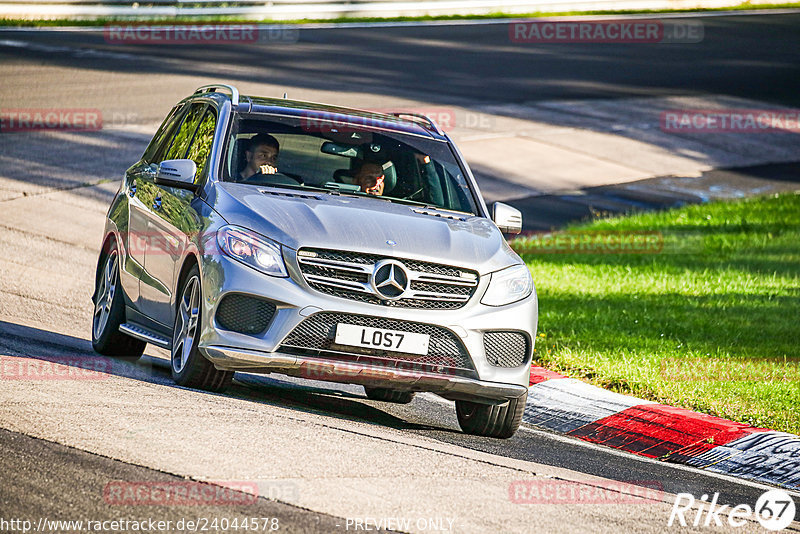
217 226 288 277
481 264 533 306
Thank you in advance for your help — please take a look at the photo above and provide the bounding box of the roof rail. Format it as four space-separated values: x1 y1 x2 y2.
388 112 445 136
194 84 240 106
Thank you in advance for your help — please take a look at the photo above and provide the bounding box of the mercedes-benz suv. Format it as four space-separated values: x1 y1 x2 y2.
92 84 537 438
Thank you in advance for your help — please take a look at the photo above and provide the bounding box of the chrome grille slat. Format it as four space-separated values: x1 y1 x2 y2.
407 291 470 302
298 256 373 274
304 275 372 293
410 272 477 287
297 248 479 310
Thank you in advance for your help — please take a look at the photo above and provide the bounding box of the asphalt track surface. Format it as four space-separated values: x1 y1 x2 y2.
1 13 800 107
1 12 800 533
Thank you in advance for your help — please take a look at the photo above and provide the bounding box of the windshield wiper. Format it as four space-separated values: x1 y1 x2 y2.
258 182 340 195
386 197 473 216
256 182 472 215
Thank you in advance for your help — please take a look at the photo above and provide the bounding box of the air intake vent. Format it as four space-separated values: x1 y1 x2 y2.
279 312 475 375
412 208 467 221
215 294 276 335
483 331 530 368
261 190 321 200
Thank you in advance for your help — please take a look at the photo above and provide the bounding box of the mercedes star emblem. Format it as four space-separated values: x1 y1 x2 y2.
371 260 410 300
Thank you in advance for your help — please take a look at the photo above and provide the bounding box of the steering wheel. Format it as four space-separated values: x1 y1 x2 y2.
243 172 302 186
279 171 305 183
402 187 425 201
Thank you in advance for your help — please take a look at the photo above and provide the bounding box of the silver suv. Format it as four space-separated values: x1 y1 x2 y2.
92 84 537 438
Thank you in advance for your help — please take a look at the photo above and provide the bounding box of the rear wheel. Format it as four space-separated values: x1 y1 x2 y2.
363 387 415 404
455 390 527 439
92 244 146 359
171 265 233 392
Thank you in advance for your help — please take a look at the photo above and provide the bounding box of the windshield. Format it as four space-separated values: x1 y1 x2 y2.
221 114 479 215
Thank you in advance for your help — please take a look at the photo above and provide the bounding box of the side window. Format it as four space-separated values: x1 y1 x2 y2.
186 110 217 182
143 104 184 164
164 103 206 162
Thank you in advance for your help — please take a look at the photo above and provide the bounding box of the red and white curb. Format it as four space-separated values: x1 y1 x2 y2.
524 367 800 490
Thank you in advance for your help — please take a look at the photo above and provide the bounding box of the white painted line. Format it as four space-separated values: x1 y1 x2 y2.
517 426 800 498
0 8 798 31
0 38 137 60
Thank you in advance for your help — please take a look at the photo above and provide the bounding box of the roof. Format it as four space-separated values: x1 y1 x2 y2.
238 96 446 140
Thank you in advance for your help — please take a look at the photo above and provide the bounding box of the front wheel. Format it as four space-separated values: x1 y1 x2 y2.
91 244 146 359
455 390 527 439
171 266 233 392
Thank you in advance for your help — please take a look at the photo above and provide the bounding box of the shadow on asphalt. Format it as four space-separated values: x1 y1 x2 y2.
505 161 800 232
0 129 151 204
0 319 445 434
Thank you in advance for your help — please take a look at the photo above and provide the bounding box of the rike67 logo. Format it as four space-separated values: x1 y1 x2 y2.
669 490 796 531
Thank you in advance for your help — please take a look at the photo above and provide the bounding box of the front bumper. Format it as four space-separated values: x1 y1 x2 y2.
203 345 529 403
197 250 537 400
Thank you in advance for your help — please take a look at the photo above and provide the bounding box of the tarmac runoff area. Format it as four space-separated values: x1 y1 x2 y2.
450 95 800 231
1 80 800 531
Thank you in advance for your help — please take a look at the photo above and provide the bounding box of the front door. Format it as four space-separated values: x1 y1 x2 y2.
142 103 216 327
123 104 184 312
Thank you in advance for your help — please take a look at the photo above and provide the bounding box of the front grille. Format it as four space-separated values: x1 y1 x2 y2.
296 248 479 310
215 294 276 335
483 331 530 368
279 312 475 376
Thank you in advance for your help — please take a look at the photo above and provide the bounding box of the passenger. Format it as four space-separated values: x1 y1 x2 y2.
239 134 280 180
352 160 385 196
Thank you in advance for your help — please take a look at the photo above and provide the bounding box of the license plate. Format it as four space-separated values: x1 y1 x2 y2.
334 323 430 356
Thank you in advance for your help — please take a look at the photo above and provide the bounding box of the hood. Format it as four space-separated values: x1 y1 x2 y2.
210 183 520 274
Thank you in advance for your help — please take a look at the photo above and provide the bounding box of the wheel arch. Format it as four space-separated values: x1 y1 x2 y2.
92 231 119 303
174 253 201 310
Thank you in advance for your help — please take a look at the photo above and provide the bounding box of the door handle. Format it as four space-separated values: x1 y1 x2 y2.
129 182 136 197
153 195 162 210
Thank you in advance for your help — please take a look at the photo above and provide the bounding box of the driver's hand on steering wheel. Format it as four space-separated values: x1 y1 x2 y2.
258 164 278 175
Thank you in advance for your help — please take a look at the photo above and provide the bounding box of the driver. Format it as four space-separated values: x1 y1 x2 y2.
239 134 280 180
352 160 385 196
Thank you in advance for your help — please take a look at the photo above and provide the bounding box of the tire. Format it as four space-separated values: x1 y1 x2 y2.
170 265 233 392
455 390 527 439
364 387 415 404
92 244 146 359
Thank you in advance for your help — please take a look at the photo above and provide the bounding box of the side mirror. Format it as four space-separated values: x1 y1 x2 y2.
492 202 522 234
155 159 197 191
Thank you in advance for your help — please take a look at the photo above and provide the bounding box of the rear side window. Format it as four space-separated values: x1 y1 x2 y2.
143 104 184 164
164 103 206 162
185 110 217 182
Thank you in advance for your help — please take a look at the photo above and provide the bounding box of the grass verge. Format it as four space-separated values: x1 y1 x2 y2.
2 2 800 26
511 193 800 434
